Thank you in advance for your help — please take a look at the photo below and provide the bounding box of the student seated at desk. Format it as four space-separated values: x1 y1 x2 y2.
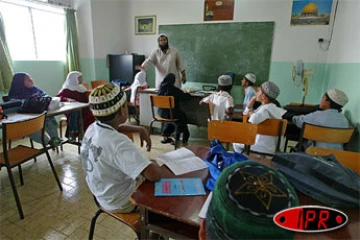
199 75 234 120
241 73 257 110
233 81 286 155
199 161 299 240
292 89 350 150
158 73 191 144
8 72 61 147
56 71 95 141
81 83 161 213
122 70 148 106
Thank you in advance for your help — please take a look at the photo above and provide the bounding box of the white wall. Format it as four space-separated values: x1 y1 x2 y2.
326 0 360 63
121 0 331 63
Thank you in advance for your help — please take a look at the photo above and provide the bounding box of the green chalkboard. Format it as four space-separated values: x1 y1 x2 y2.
159 22 274 85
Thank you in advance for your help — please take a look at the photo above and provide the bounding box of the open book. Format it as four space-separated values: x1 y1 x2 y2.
155 148 208 175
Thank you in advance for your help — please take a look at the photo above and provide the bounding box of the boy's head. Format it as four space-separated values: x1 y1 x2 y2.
204 161 299 239
89 83 128 123
241 73 256 87
258 81 280 103
218 75 232 92
320 89 348 111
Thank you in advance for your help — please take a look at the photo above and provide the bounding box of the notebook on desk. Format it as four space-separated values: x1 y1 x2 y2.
154 178 206 196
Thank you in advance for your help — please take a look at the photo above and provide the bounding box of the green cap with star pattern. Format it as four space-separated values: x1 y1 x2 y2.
206 161 299 239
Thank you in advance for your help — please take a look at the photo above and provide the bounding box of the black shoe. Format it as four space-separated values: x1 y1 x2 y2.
161 138 174 144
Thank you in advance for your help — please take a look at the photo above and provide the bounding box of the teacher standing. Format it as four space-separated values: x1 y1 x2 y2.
137 33 186 90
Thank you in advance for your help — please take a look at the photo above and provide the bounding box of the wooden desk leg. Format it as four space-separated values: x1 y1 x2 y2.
140 207 149 240
78 108 84 154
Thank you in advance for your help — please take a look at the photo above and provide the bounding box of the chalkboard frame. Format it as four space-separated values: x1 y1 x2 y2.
159 22 275 86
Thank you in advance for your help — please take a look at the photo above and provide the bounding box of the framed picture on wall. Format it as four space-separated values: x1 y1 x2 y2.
135 15 156 35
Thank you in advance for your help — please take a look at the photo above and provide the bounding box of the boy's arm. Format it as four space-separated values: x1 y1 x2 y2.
141 160 162 182
118 124 152 151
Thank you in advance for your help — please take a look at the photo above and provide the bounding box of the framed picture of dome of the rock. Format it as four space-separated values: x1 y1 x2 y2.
291 0 333 26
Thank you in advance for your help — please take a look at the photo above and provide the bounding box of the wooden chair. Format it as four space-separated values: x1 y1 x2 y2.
289 102 316 107
149 94 179 149
250 118 288 156
2 95 39 158
91 80 107 89
295 122 356 152
306 146 360 175
89 195 140 240
207 120 257 154
0 112 63 219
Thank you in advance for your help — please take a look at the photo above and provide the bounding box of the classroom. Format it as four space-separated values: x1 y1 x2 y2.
0 0 359 239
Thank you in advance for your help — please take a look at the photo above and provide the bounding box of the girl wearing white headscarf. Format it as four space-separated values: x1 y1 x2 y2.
130 70 148 103
60 71 87 94
57 71 94 139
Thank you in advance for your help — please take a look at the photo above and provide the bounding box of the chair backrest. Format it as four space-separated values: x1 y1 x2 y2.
299 122 355 151
208 120 257 146
289 102 316 107
2 112 46 141
306 146 360 174
256 118 288 152
121 132 134 142
91 80 107 89
149 94 175 120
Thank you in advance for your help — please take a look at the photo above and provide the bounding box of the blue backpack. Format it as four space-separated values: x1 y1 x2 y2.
205 140 250 191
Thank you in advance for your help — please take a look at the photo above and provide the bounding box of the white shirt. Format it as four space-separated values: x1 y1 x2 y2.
292 109 350 150
243 86 257 109
81 122 151 211
142 47 185 89
200 91 234 120
233 103 286 154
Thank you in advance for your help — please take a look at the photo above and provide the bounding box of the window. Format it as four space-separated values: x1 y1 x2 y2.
0 0 66 61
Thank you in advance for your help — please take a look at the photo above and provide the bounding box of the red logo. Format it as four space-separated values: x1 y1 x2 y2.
273 206 348 233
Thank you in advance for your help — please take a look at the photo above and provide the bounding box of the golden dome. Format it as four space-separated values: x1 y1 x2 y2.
302 2 318 14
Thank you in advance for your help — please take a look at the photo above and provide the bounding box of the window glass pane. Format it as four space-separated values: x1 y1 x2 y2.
32 9 66 60
0 2 35 60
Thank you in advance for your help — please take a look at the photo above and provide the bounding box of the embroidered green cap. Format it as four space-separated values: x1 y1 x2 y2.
89 83 126 117
206 161 299 239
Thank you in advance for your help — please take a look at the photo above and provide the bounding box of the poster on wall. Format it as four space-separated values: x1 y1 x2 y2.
291 0 333 26
204 0 234 21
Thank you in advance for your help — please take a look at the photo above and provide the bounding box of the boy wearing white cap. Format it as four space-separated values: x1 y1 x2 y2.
234 81 286 154
241 73 257 109
137 33 186 90
293 88 350 150
81 83 161 213
199 74 234 120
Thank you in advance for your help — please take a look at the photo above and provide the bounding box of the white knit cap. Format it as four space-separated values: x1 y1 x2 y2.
89 83 126 117
218 75 232 86
245 73 256 84
327 89 348 107
158 33 168 40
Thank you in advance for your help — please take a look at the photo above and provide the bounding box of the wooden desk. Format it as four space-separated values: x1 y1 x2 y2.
139 90 209 127
131 145 359 240
0 102 89 149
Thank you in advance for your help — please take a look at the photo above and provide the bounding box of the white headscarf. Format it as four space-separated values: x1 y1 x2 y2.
61 71 87 93
130 71 147 103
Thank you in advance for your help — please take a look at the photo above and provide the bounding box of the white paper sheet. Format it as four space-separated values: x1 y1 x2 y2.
198 192 213 218
155 148 208 175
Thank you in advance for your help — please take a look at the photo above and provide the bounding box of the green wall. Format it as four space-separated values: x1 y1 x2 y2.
10 59 359 151
12 61 66 96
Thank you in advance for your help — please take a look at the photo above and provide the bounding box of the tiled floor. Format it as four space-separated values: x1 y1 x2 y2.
0 126 209 240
